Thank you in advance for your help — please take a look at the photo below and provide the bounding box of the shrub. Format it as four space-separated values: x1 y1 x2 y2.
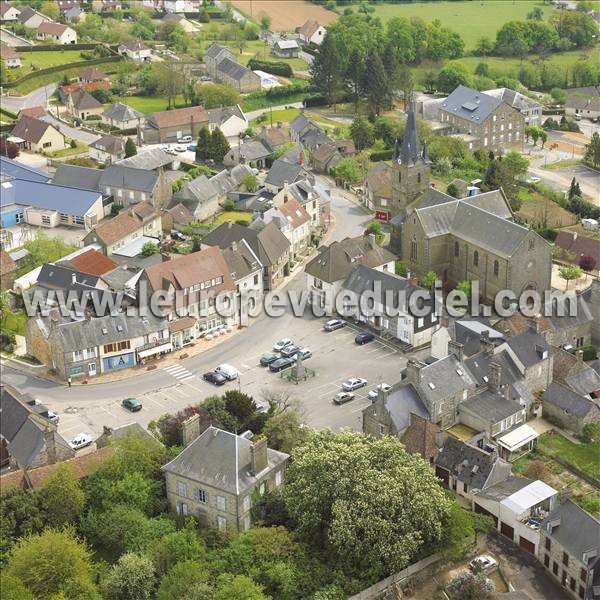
247 59 292 77
579 255 596 271
534 226 558 242
85 114 102 121
369 149 393 162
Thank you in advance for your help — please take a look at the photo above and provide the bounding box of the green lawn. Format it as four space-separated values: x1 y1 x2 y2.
371 1 552 51
1 311 27 337
113 95 187 116
537 433 600 481
14 50 86 75
211 211 252 226
45 141 88 158
251 107 300 126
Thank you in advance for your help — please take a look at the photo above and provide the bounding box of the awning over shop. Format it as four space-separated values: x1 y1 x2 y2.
137 342 173 358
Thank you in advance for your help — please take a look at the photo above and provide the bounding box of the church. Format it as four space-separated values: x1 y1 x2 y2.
381 105 552 303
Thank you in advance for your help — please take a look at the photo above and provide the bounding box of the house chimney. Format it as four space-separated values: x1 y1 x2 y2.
367 233 376 249
488 362 502 393
480 330 494 355
161 252 172 262
503 383 511 402
283 180 289 203
231 240 237 252
376 385 389 404
250 436 268 475
181 414 201 447
72 272 77 285
448 340 464 362
405 358 422 384
576 349 584 363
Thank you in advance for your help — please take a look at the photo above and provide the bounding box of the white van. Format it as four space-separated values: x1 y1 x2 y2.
215 364 238 380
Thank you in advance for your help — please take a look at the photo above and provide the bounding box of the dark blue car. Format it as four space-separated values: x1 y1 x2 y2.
355 332 375 345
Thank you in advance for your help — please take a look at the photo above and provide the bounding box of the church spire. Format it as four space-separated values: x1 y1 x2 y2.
399 102 421 167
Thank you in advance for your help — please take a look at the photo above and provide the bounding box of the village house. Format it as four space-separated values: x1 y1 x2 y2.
88 135 126 164
162 424 288 532
272 39 299 58
342 264 437 348
201 221 290 291
0 43 21 68
297 19 326 45
555 230 600 274
264 158 310 194
204 43 236 79
312 140 356 174
118 40 151 62
17 6 51 29
139 246 236 346
66 88 104 121
539 499 600 599
26 309 170 380
83 202 161 256
485 88 543 127
552 347 600 398
0 385 74 471
216 57 261 93
10 116 66 153
0 2 20 21
207 105 248 138
305 234 395 314
145 106 209 144
223 139 271 169
257 124 290 153
36 22 77 44
92 0 122 12
272 179 323 228
542 382 600 436
438 85 525 152
565 87 600 121
78 67 109 85
102 103 145 130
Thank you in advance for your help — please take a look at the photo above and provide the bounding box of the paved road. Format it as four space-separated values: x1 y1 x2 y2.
2 83 56 112
0 189 376 441
0 26 32 47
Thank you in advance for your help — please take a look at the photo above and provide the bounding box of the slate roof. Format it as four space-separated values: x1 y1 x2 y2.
167 202 193 226
460 388 524 424
477 475 533 502
373 384 429 434
201 221 290 268
541 499 600 566
552 347 600 396
205 42 231 59
300 126 332 149
207 104 246 127
37 263 100 290
305 235 396 283
11 115 62 144
52 164 103 190
102 102 144 123
221 239 262 281
89 135 125 155
274 39 299 50
452 319 505 357
505 329 551 368
100 165 159 193
229 139 271 163
52 310 167 353
162 426 289 495
399 104 426 166
217 57 254 81
89 202 158 246
69 87 102 112
265 159 306 189
148 106 208 130
542 382 600 419
0 156 50 183
401 413 442 459
485 88 542 113
435 437 512 490
290 112 311 136
175 174 219 206
365 163 393 199
440 85 503 123
117 147 174 171
0 179 101 217
119 40 150 52
37 22 71 36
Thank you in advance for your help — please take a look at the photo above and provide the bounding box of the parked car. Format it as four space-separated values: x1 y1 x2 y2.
255 402 269 414
368 383 392 400
203 371 227 386
355 332 375 345
342 377 368 391
46 410 59 423
526 176 541 184
260 352 279 366
334 391 355 405
215 364 238 380
469 555 498 573
324 319 346 332
273 338 293 352
122 397 142 412
295 347 312 361
200 75 211 81
177 135 193 143
69 433 93 450
171 230 186 241
280 344 300 358
269 357 295 372
174 145 186 153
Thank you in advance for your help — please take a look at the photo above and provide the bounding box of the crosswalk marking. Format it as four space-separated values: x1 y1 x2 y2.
163 364 195 382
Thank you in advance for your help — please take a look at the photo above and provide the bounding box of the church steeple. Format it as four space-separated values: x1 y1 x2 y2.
398 102 430 166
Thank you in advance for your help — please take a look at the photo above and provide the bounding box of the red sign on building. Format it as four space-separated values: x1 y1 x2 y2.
375 210 390 222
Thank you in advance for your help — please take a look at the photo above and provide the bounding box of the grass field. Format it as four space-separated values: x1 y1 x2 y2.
113 95 186 115
371 1 551 51
1 311 26 337
211 211 252 226
537 432 600 481
516 191 577 229
14 50 86 75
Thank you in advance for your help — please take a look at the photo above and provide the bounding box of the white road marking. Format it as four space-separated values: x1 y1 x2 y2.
163 364 196 381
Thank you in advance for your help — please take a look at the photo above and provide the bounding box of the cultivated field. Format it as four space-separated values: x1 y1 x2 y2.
231 0 337 31
517 192 577 229
371 0 551 51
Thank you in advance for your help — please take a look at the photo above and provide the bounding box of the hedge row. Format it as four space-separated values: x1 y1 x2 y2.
3 56 123 89
300 44 318 56
247 58 293 77
0 107 17 120
16 43 109 52
370 149 394 162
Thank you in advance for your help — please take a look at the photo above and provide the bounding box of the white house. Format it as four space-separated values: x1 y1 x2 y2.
207 105 248 138
0 44 21 68
0 3 20 21
118 40 151 62
298 19 326 46
36 22 77 44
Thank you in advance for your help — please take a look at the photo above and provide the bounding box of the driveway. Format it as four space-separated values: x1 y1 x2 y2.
486 532 569 600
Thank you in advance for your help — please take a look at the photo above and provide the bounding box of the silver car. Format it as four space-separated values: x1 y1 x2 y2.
342 377 367 391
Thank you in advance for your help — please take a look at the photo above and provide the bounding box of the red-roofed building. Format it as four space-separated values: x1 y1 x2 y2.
62 248 119 277
555 230 600 274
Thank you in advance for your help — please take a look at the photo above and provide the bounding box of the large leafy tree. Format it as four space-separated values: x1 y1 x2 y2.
5 529 96 599
103 553 155 600
263 408 312 455
283 431 451 580
196 126 212 162
310 32 342 107
39 464 85 528
214 574 269 600
156 560 213 600
364 50 390 116
349 116 374 152
125 138 137 158
209 128 231 163
148 527 207 577
584 132 600 169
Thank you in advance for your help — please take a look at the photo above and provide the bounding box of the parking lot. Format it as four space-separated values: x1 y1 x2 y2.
49 313 418 445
